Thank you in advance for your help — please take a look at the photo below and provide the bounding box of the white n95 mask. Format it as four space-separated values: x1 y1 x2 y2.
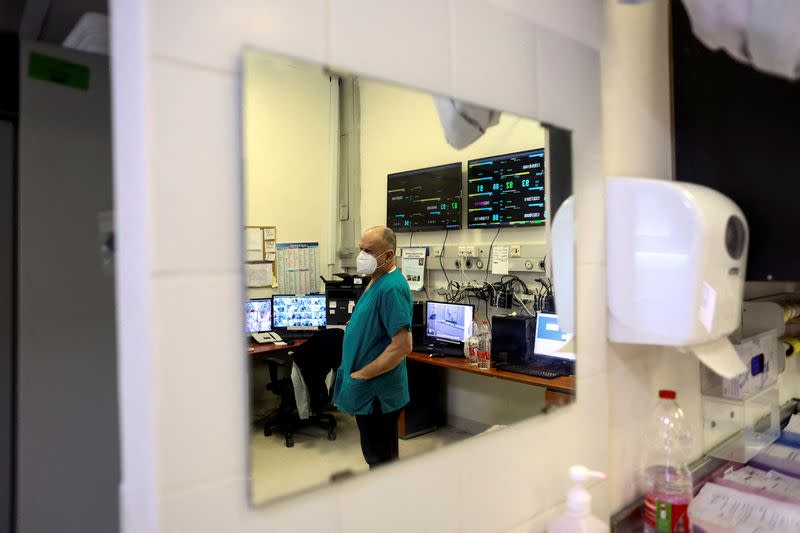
356 250 386 276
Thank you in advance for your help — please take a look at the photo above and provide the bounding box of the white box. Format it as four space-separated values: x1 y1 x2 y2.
701 329 779 400
703 385 780 463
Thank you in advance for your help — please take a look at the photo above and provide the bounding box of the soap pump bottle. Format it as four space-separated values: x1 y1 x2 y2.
546 465 609 533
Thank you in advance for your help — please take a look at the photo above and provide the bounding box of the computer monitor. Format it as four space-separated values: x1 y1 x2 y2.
272 295 327 329
533 312 575 361
386 162 463 232
425 301 474 344
467 148 545 228
245 298 272 333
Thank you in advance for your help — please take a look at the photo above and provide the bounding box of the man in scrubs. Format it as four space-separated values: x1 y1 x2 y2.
333 226 413 468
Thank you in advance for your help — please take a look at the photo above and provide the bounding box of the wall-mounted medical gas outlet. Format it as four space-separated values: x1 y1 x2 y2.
414 244 547 272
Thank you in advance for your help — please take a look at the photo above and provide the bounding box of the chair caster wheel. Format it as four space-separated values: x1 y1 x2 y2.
285 437 294 448
263 426 272 437
328 431 336 441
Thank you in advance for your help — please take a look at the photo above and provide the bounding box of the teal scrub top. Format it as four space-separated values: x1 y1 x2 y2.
333 269 412 415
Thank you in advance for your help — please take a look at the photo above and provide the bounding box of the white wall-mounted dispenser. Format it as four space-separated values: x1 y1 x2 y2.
550 195 575 336
606 177 749 378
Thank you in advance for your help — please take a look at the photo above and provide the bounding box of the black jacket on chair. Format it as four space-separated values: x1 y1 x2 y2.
291 328 344 414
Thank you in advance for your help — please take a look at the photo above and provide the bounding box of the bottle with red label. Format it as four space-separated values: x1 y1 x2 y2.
465 319 480 366
477 320 491 370
642 390 693 533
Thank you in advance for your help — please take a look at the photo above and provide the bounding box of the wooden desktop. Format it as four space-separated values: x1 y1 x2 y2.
406 351 576 394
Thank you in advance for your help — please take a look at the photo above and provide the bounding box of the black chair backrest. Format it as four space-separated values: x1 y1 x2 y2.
291 328 345 413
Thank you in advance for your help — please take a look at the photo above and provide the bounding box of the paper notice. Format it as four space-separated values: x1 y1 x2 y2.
491 245 510 275
246 249 263 261
245 263 273 287
689 482 800 531
723 466 800 501
245 227 263 251
265 241 277 253
402 247 426 291
692 337 747 379
263 228 276 240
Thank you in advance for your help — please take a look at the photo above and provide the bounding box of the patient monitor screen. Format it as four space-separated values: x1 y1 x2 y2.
467 148 545 227
386 162 462 232
272 295 327 328
246 298 272 333
425 301 473 343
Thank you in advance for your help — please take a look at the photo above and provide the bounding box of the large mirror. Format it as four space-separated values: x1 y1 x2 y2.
243 49 575 505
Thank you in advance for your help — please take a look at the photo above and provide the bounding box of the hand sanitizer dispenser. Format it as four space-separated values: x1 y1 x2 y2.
546 465 608 533
607 177 749 378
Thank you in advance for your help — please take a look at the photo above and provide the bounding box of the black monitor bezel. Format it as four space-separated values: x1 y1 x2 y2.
245 297 273 334
424 300 475 344
466 147 546 229
386 161 463 233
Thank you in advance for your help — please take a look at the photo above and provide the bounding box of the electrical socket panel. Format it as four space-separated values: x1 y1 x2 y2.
458 245 475 257
433 247 442 257
510 244 522 257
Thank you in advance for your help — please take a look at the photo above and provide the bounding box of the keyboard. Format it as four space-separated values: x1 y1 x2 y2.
279 330 317 341
500 364 566 379
413 344 464 358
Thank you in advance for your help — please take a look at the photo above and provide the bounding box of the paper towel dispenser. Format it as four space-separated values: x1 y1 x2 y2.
551 177 751 378
607 177 749 377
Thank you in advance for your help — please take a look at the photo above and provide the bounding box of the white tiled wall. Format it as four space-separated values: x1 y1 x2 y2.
112 1 609 532
601 0 710 511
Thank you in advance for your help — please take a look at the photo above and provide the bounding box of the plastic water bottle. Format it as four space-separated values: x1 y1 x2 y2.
465 319 480 366
643 390 693 533
477 320 491 370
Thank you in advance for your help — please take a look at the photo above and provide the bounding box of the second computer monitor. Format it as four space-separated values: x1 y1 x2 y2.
272 295 327 329
534 312 575 361
246 298 272 334
425 301 474 344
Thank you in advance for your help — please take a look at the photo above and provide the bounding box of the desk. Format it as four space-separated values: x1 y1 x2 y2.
248 339 312 445
401 351 576 437
248 339 306 360
406 351 576 395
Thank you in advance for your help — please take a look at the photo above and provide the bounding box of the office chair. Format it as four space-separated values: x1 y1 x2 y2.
262 328 344 448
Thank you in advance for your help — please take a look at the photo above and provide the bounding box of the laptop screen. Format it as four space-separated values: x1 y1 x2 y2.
534 313 575 361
